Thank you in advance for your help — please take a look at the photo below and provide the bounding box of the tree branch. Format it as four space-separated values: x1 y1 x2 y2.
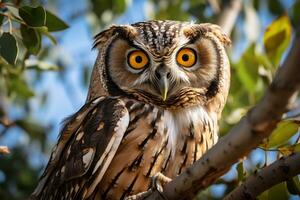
224 152 300 200
217 0 242 35
145 31 300 200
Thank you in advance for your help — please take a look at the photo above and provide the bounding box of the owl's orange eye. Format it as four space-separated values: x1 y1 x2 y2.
176 48 197 68
128 50 149 70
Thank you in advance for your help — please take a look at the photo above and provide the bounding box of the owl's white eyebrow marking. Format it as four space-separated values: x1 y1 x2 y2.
132 70 151 86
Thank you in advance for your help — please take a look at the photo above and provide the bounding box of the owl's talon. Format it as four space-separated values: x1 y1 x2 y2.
125 190 153 200
151 172 172 198
125 173 171 200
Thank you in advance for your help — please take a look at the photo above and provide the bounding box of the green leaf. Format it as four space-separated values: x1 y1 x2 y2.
0 15 4 26
268 120 300 148
295 143 300 152
19 6 46 27
45 10 69 32
20 25 41 55
258 190 268 200
291 1 300 27
286 176 300 195
267 0 284 15
263 15 292 67
258 182 289 200
15 119 46 143
236 161 244 183
234 44 259 94
268 182 289 200
36 27 57 45
8 76 34 98
0 32 18 65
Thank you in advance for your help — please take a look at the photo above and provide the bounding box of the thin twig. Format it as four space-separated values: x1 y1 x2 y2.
224 152 300 200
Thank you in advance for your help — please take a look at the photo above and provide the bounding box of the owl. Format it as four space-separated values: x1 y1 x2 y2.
30 20 231 200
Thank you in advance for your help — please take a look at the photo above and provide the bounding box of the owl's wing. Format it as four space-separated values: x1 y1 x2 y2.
30 97 129 200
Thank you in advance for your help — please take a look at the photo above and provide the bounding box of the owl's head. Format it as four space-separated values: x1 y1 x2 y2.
88 20 230 113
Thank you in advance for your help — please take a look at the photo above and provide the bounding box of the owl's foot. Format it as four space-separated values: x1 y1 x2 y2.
125 190 153 200
151 172 172 193
125 173 171 200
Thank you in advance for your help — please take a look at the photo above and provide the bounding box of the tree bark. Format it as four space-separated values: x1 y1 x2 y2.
224 152 300 200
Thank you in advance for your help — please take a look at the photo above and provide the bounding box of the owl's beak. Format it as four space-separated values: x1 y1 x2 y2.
159 75 169 101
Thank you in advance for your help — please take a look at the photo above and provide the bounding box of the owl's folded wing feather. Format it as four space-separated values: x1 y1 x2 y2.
30 97 129 200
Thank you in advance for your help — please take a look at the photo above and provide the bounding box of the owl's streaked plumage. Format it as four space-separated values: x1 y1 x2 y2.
31 20 230 200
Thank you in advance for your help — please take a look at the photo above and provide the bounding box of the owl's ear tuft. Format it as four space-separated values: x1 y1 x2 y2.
201 23 231 46
183 23 231 47
93 25 137 49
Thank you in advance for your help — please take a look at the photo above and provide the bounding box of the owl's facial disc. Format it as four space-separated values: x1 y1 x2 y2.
101 20 231 107
106 37 204 101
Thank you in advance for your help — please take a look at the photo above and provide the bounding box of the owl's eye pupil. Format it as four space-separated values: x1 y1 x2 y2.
135 56 142 63
182 54 189 61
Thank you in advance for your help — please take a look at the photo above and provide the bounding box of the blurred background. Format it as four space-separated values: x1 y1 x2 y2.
0 0 299 199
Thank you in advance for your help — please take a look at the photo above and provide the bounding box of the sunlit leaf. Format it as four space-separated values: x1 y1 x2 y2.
45 10 69 32
268 120 300 148
0 32 18 65
36 27 57 45
6 5 21 19
25 60 59 71
19 6 46 27
286 176 300 195
263 15 292 67
20 25 41 55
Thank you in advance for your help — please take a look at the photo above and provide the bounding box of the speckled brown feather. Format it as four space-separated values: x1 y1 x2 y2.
31 20 230 200
31 96 217 200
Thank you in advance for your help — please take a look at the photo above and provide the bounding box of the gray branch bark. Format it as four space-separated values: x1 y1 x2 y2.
145 30 300 200
224 152 300 200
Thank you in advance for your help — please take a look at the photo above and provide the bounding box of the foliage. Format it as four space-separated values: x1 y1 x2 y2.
0 0 299 199
0 0 68 198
